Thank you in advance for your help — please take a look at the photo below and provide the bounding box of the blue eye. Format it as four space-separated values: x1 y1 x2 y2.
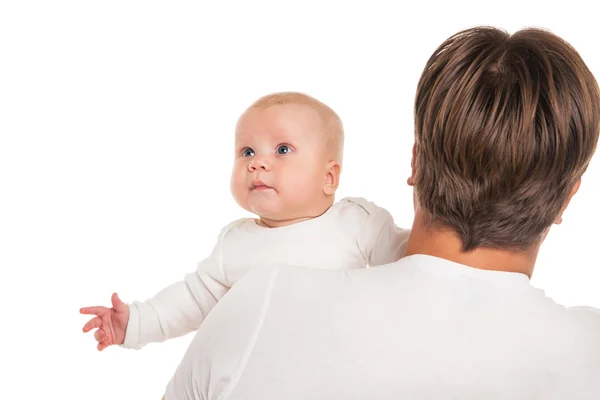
242 148 255 157
277 145 291 155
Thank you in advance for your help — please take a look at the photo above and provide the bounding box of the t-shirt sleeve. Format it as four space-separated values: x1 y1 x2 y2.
568 305 600 333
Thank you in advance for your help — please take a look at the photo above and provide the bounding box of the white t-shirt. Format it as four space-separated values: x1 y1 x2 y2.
165 254 600 400
123 197 409 349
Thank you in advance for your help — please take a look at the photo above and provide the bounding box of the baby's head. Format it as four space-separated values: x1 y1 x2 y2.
230 92 344 227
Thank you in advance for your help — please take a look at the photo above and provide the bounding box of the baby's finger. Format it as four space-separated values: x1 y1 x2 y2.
80 306 107 316
82 316 102 333
94 329 108 344
111 293 125 309
97 342 108 351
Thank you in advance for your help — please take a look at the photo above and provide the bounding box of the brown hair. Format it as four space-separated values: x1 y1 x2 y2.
414 27 600 251
249 91 344 163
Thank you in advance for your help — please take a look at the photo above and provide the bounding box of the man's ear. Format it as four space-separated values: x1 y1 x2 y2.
323 161 341 196
407 142 416 186
555 178 581 224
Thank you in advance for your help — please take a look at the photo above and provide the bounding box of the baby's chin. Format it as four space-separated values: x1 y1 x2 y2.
246 198 285 220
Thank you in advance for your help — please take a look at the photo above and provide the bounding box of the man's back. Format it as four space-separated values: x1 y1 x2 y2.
165 255 600 400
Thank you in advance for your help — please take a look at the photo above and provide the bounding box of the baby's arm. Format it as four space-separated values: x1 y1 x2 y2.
360 202 410 267
122 234 229 350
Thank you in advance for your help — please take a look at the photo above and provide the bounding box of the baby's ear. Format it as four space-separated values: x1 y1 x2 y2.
323 160 341 196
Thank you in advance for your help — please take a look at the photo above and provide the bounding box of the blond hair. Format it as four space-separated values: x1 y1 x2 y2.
249 91 344 164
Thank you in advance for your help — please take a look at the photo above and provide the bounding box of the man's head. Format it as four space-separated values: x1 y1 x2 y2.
230 92 344 225
412 27 600 251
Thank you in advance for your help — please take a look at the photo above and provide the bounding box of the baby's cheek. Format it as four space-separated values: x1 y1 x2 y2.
288 171 322 199
229 173 247 203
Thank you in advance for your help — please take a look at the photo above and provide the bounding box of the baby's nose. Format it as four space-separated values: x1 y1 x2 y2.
248 155 270 171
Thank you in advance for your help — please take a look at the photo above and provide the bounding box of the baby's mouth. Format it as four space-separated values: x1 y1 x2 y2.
250 180 273 191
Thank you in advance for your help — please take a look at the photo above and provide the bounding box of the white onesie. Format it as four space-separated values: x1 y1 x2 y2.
122 197 409 349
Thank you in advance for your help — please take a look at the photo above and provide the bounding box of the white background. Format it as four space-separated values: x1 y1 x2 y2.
1 1 598 399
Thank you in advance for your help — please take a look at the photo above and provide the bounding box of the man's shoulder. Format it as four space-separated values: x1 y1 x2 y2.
561 306 600 373
567 305 600 315
566 305 600 332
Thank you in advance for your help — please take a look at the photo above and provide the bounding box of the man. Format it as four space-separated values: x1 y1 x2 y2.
164 26 600 399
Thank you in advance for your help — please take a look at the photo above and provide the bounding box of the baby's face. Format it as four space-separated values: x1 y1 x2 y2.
231 104 331 223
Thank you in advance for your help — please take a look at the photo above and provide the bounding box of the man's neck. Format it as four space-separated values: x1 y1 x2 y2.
404 210 540 279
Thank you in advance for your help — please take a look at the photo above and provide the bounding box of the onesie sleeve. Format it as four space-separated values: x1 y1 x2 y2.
348 198 410 267
367 207 410 266
122 223 235 349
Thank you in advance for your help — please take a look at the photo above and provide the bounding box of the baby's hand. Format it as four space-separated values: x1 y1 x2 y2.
80 293 130 351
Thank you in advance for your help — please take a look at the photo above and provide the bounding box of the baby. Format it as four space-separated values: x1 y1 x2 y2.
80 92 409 350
